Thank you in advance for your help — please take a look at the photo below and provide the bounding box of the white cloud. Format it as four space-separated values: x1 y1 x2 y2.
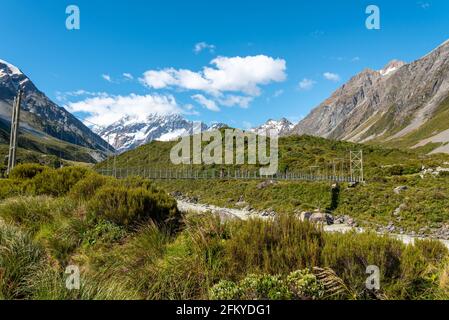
217 95 253 108
102 74 112 82
273 89 284 98
65 93 182 127
298 78 316 91
194 42 216 54
140 55 286 111
323 72 341 82
351 56 360 62
192 94 220 112
55 90 108 102
123 73 134 80
141 55 287 97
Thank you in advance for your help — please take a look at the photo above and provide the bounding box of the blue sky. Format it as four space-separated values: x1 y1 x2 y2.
1 0 448 129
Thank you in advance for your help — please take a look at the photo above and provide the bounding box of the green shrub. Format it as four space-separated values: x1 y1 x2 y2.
28 166 90 196
9 163 46 180
0 179 26 200
82 220 127 247
209 280 243 300
210 270 325 300
87 185 180 228
69 173 114 201
286 269 325 300
238 274 291 300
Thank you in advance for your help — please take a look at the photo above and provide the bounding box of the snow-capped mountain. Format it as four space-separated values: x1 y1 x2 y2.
0 59 113 157
207 122 228 131
97 113 211 152
250 118 294 136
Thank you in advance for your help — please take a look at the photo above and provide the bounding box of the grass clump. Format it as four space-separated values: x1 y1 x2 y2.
0 196 76 233
0 223 45 299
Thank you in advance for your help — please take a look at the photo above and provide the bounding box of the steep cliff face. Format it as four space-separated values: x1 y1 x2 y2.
291 40 449 153
0 59 113 157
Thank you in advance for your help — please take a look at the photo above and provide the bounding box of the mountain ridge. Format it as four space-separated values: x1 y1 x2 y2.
290 39 449 154
0 59 113 162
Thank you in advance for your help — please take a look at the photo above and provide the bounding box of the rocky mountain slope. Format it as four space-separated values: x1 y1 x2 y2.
291 40 449 154
0 59 113 161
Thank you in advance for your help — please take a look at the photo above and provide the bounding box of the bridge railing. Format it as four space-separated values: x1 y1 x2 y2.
96 167 363 183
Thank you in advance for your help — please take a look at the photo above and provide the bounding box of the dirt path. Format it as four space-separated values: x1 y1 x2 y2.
177 199 449 249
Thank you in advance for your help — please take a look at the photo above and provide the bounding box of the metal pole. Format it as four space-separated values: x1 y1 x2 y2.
7 90 22 175
7 96 17 175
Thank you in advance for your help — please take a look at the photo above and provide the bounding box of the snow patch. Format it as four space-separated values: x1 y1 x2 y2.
0 59 23 76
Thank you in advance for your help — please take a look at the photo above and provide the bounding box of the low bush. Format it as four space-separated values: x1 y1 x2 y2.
0 179 26 200
87 185 180 228
69 173 114 201
28 166 90 197
9 163 46 180
209 269 325 300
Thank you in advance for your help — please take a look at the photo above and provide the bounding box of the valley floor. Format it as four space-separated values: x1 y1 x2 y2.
2 164 449 300
176 198 449 249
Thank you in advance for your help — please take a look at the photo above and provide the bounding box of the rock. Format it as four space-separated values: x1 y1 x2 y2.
235 201 249 208
348 182 359 188
386 221 396 232
260 208 276 217
298 211 313 222
334 215 355 226
171 191 183 198
308 212 334 225
256 180 278 190
243 205 254 212
394 186 408 194
190 196 199 204
393 203 406 216
216 210 241 222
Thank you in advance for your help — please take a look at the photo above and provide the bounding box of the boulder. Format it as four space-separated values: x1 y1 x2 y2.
298 211 313 222
260 208 276 217
334 215 356 226
348 182 359 188
393 203 406 216
394 186 408 194
257 180 278 190
309 212 334 225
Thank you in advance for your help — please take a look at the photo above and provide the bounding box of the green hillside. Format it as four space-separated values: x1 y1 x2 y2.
95 133 449 234
96 132 449 180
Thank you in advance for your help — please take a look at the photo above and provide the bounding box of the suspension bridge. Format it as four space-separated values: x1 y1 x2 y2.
96 151 365 183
